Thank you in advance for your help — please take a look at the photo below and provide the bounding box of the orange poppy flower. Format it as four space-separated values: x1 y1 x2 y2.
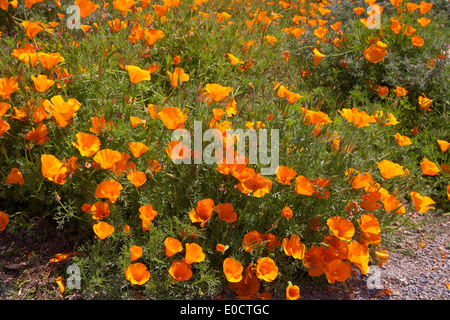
255 257 278 282
411 35 424 47
37 52 65 69
74 0 99 18
437 140 449 152
324 259 352 284
281 206 293 220
42 95 81 128
419 1 433 14
338 108 376 128
90 116 115 134
113 0 137 13
375 249 389 267
262 233 281 252
127 142 148 158
418 93 432 111
204 83 233 103
228 265 260 298
164 237 183 257
22 21 43 38
6 168 25 185
0 102 10 117
158 107 188 130
381 193 405 214
420 158 439 176
394 133 412 146
359 191 382 211
363 41 388 63
294 175 314 196
237 172 273 198
125 262 150 285
25 123 50 145
275 166 297 185
410 191 435 213
139 204 158 231
125 65 151 84
93 221 115 240
31 74 54 93
394 86 408 97
347 241 369 275
417 17 431 28
41 154 67 185
169 259 192 281
215 243 227 254
144 29 165 46
313 48 324 66
93 149 123 170
129 116 141 128
223 257 243 283
345 169 373 189
189 198 214 227
127 171 147 187
376 159 405 179
216 203 237 223
0 211 9 231
447 185 450 201
303 245 326 277
166 140 190 161
72 132 101 157
153 4 170 17
91 201 111 220
227 53 244 65
282 234 306 260
0 119 10 138
314 26 328 39
167 68 189 87
327 216 355 242
11 43 38 66
0 77 18 100
130 246 143 261
286 283 300 300
242 230 262 253
184 243 205 264
95 179 123 203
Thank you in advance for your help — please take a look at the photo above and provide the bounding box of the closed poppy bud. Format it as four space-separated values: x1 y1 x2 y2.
93 221 115 240
130 246 143 261
223 257 243 283
55 276 65 294
164 237 183 257
215 243 227 254
437 140 449 152
125 262 150 285
286 283 300 300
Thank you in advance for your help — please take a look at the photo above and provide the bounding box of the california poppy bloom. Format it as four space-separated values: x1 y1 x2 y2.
394 133 412 146
282 234 306 260
93 149 123 170
91 201 111 220
437 140 449 152
303 245 327 277
377 159 405 179
144 29 165 46
169 259 192 281
381 193 405 214
167 68 189 87
22 21 43 38
286 283 300 300
166 140 190 161
93 221 115 240
255 257 278 282
216 203 237 223
228 265 260 298
348 241 369 275
324 259 352 284
189 198 214 227
418 93 432 111
184 243 205 264
420 158 439 176
364 41 388 63
313 48 324 66
130 246 143 261
294 175 314 196
158 107 188 130
204 83 233 103
139 204 158 231
242 230 262 253
126 65 151 84
31 74 54 93
275 166 297 185
72 132 101 157
75 0 99 18
0 77 18 100
0 211 9 231
127 171 147 188
37 52 65 69
95 179 123 203
359 191 382 211
6 168 25 185
410 191 435 213
42 95 81 128
113 0 137 13
223 257 243 283
417 17 431 28
0 119 10 138
327 216 355 242
164 237 183 257
125 262 150 285
41 154 67 185
281 206 293 220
